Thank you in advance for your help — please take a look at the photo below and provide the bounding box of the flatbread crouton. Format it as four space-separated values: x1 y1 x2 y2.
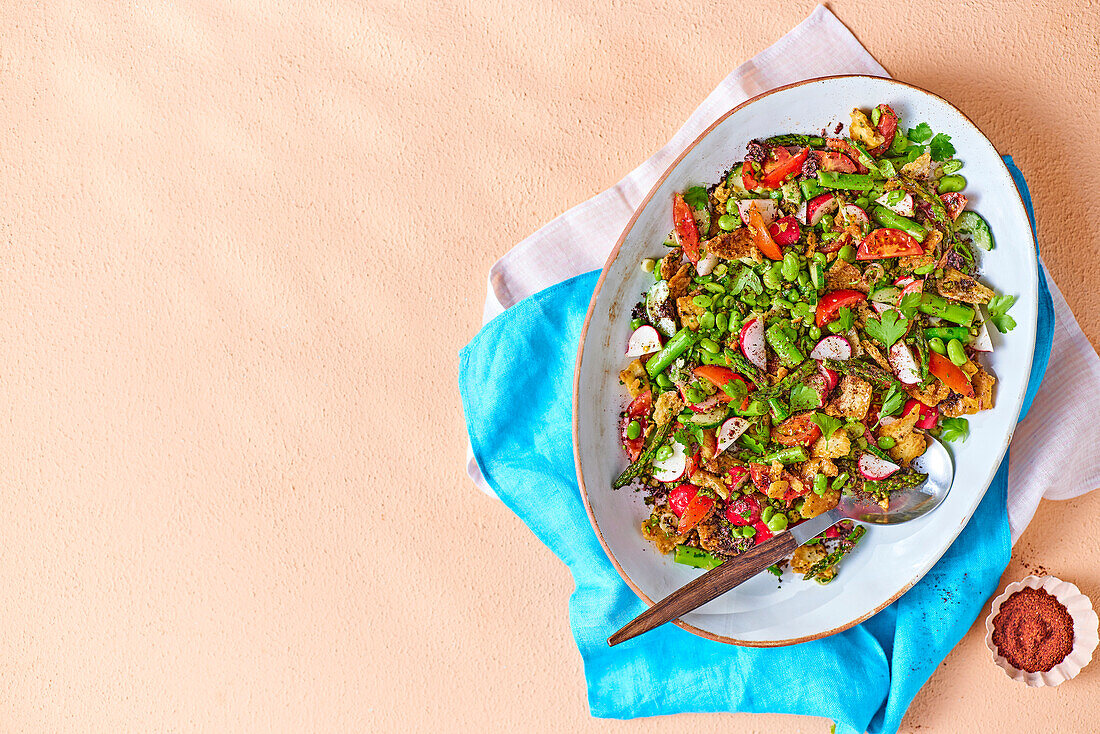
826 375 872 420
703 228 760 262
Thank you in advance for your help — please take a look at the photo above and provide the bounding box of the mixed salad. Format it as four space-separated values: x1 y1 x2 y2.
614 104 1016 583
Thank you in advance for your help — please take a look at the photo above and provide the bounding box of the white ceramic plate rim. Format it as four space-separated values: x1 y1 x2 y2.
572 75 1037 646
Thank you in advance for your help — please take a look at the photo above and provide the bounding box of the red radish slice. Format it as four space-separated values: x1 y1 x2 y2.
739 318 766 370
716 417 750 454
858 452 900 480
696 251 720 276
626 325 662 356
875 191 915 216
651 441 688 482
689 394 720 412
895 276 923 303
806 193 839 225
870 301 891 315
888 341 921 385
795 200 809 225
737 199 780 227
817 361 839 392
835 204 870 230
809 335 852 361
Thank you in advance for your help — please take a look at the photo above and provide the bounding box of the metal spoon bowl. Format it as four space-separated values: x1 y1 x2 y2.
608 437 954 646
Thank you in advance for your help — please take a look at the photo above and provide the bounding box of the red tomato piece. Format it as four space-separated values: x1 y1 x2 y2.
693 365 754 410
678 494 715 534
748 463 771 494
771 412 822 447
815 150 858 173
760 147 810 188
620 391 652 460
726 466 750 492
815 289 866 327
768 215 801 246
627 390 652 419
824 525 841 540
725 494 761 526
929 351 975 397
672 192 700 264
869 104 899 157
751 520 773 545
856 228 924 260
668 484 698 518
742 163 764 191
825 138 869 173
902 398 939 430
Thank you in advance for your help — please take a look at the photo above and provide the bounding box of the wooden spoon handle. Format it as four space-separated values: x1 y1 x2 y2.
607 531 798 646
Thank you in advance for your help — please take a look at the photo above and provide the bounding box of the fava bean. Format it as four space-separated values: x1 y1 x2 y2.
693 294 713 309
654 445 674 462
704 282 726 294
655 372 674 389
715 312 728 332
929 337 946 355
877 436 896 450
941 159 964 175
782 252 800 281
742 525 756 538
718 213 739 231
947 338 967 366
761 506 775 524
766 513 789 532
838 244 856 262
937 174 967 193
630 318 643 330
700 338 721 354
699 311 715 330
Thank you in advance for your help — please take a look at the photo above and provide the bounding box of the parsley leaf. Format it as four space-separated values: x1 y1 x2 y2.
730 266 763 295
928 133 955 162
789 384 822 412
898 292 922 319
879 382 907 419
683 185 709 211
939 417 969 443
722 379 748 403
987 294 1017 334
811 412 844 440
864 309 909 349
907 122 933 144
766 564 783 578
831 306 855 332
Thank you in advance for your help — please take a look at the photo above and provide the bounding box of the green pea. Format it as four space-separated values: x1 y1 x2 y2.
715 312 729 333
838 244 856 262
684 386 704 404
718 213 739 231
630 318 643 330
877 436 896 450
626 420 641 440
656 372 674 389
761 506 775 524
741 525 756 538
808 325 822 340
704 282 726 294
914 262 935 275
781 252 800 281
766 513 788 532
700 338 721 354
692 294 713 309
699 311 716 330
941 159 964 175
937 175 966 193
929 337 946 355
655 445 674 462
947 338 967 366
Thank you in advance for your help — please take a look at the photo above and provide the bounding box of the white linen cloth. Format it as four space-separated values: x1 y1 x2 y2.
466 5 1100 544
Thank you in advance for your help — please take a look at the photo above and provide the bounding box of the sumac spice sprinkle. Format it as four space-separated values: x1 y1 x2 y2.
991 587 1074 672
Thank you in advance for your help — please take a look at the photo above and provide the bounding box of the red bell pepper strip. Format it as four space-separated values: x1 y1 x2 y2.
745 202 784 260
672 192 700 264
815 289 866 327
929 351 975 397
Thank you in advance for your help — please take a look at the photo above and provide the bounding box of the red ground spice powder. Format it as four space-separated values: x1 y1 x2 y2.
991 586 1074 673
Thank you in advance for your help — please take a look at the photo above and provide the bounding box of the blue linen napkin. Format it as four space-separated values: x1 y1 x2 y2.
459 157 1053 733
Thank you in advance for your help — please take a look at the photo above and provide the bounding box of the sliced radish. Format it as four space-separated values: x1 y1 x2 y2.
888 341 921 385
795 200 809 225
696 251 720 276
870 301 891 315
646 280 676 337
739 317 766 370
894 276 924 303
875 191 915 217
858 452 900 480
806 193 839 225
971 311 993 352
818 361 839 392
716 417 750 454
626 325 662 357
652 441 688 482
737 199 779 227
835 203 870 230
689 394 720 412
809 335 852 361
804 369 832 405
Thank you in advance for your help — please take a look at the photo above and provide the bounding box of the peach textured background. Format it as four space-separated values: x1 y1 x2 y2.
0 1 1097 732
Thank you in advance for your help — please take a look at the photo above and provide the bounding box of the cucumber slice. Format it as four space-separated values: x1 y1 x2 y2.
956 210 995 251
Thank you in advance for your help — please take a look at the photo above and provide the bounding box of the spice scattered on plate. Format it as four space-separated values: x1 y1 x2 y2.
991 586 1074 672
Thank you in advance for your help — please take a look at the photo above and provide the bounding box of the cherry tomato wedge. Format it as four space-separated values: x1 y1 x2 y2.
940 192 968 220
815 289 866 327
742 163 764 191
869 104 899 157
814 150 858 173
668 483 697 517
693 365 753 410
745 201 784 260
678 494 715 534
672 192 700 265
856 228 924 260
726 465 750 492
768 215 801 246
825 139 869 173
751 520 773 545
748 463 771 494
771 412 822 447
760 147 810 188
724 494 761 526
929 351 975 397
620 390 652 460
